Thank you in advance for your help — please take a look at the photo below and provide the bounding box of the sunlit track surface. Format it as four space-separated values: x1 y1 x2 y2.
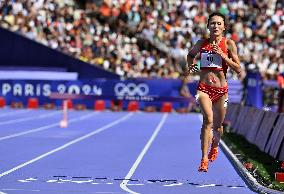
0 108 256 194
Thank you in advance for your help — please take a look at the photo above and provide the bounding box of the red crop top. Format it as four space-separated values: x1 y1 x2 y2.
199 37 228 75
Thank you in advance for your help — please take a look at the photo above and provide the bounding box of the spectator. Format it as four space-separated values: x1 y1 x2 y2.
0 0 283 81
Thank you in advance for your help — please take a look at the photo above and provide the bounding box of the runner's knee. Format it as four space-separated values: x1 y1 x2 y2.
213 126 224 136
202 115 213 128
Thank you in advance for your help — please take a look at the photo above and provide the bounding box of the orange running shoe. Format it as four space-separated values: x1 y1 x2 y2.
198 158 209 172
208 146 218 162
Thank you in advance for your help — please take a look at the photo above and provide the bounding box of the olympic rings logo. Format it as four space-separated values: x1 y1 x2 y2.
114 83 149 96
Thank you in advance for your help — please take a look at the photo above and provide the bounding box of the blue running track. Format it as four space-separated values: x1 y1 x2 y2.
0 108 256 194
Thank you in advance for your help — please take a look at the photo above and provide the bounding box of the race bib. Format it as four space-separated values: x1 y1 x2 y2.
200 52 222 68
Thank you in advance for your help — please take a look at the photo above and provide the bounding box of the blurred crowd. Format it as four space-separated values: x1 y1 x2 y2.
0 0 283 80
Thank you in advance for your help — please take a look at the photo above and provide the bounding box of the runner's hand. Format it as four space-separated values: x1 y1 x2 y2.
188 63 199 73
182 63 198 78
212 41 225 57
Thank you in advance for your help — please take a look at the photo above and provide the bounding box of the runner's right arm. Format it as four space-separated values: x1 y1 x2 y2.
186 39 204 74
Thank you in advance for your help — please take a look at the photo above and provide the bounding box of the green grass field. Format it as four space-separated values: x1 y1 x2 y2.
222 131 284 191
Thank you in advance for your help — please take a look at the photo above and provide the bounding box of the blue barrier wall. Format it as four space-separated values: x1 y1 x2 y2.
226 103 284 161
0 79 243 109
0 27 119 79
0 79 197 109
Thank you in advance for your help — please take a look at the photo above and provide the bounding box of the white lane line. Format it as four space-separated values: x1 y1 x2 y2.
0 111 61 126
163 183 183 187
0 112 98 141
0 113 133 178
197 184 216 188
120 113 168 194
0 110 30 118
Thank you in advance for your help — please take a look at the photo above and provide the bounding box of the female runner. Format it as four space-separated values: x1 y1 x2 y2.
186 12 242 172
